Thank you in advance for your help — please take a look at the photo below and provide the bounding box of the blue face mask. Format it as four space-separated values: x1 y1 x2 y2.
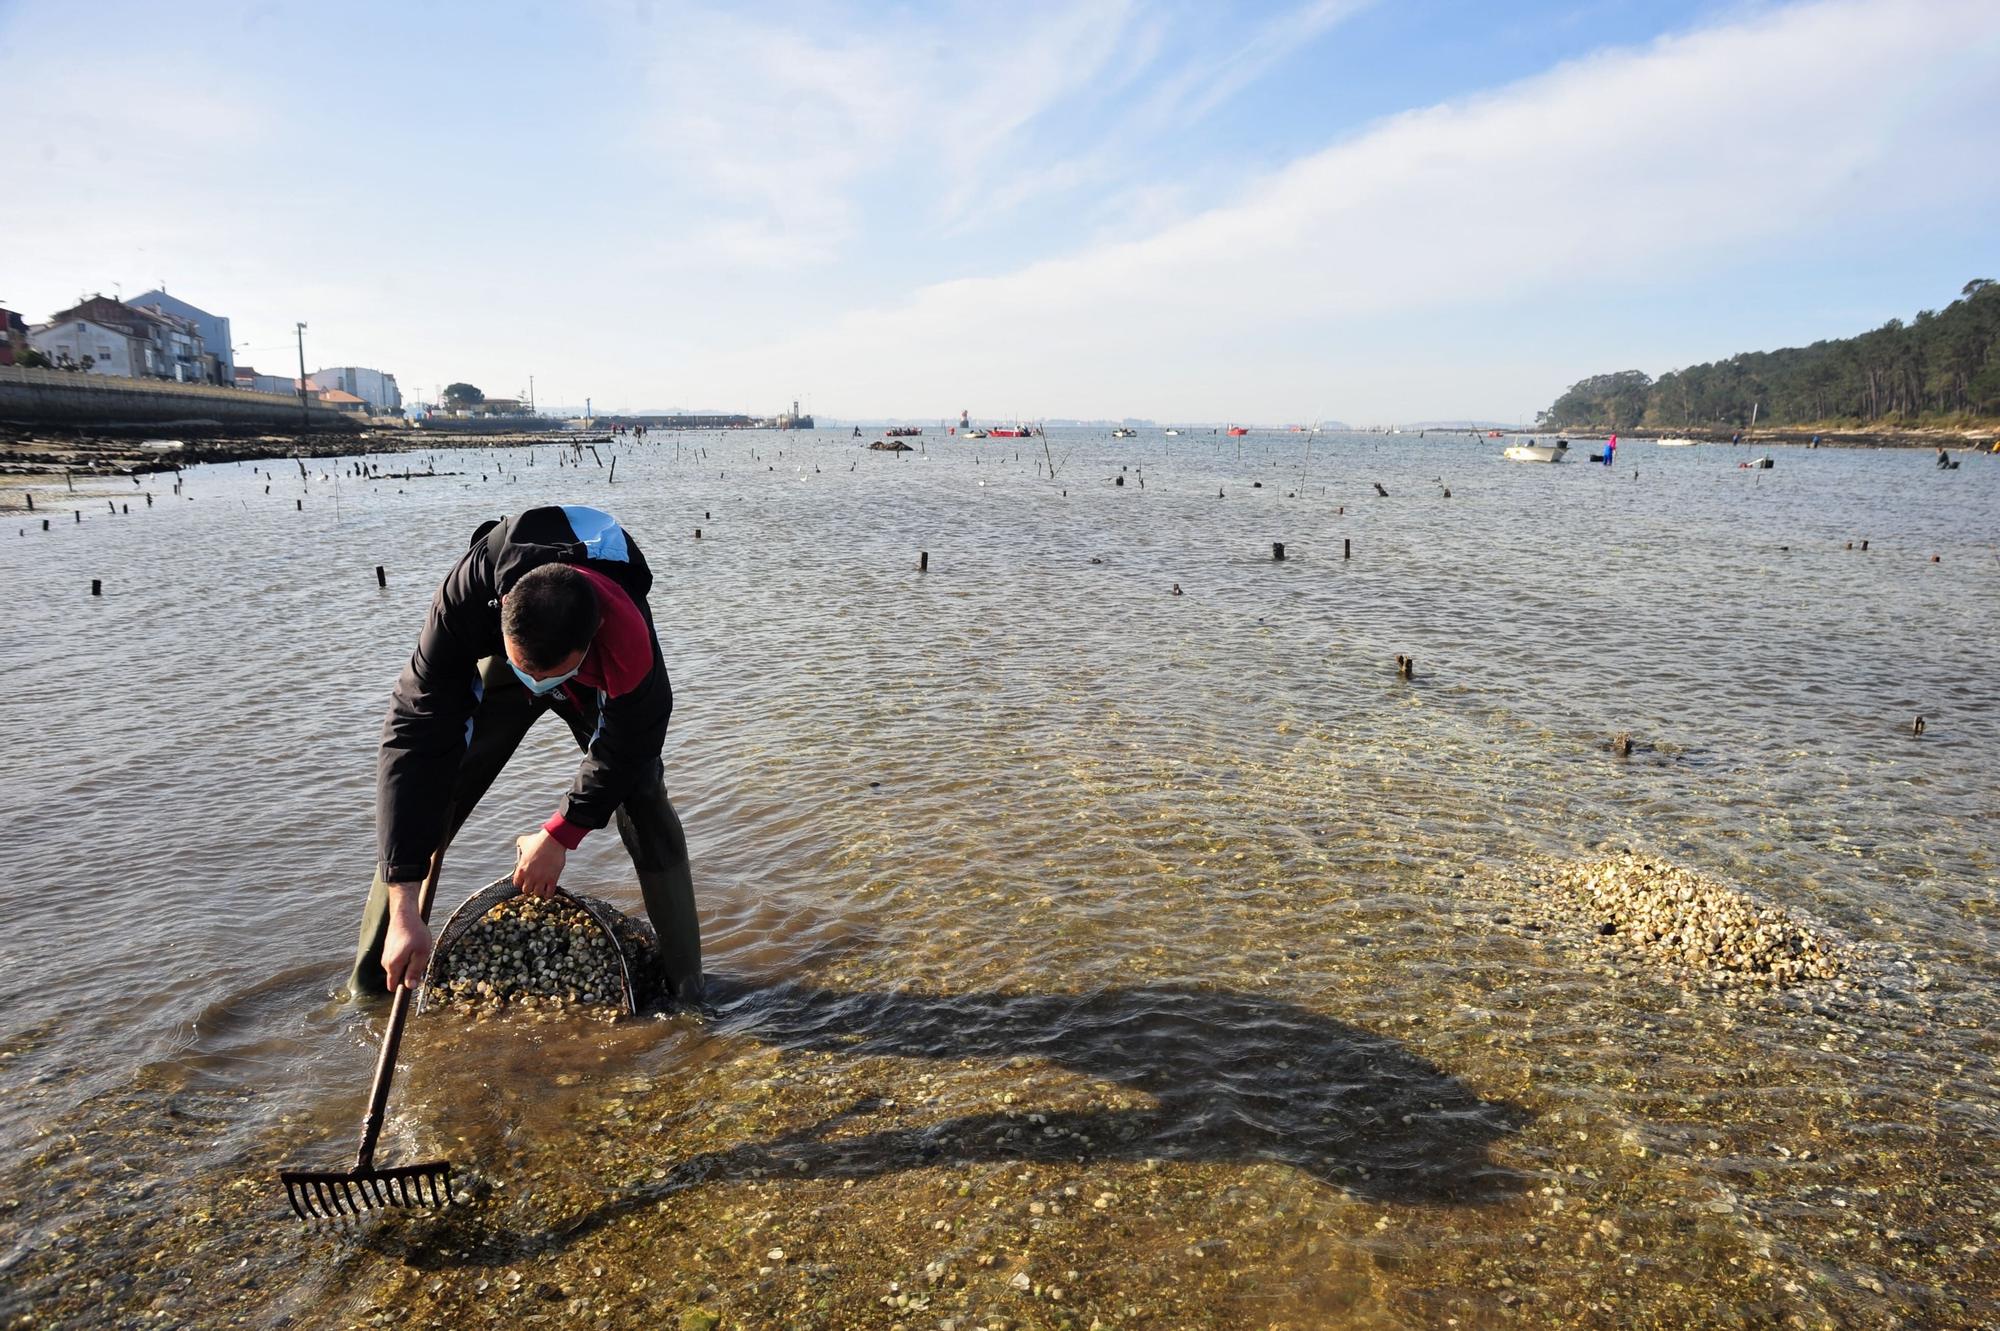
510 661 580 696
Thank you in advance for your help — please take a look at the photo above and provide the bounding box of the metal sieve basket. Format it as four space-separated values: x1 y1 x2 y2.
419 876 658 1017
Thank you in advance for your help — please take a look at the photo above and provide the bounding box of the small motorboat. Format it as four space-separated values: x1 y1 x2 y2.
963 429 989 439
1656 436 1699 447
1111 427 1136 438
1227 426 1250 437
1163 428 1181 436
988 426 1036 438
1503 439 1569 463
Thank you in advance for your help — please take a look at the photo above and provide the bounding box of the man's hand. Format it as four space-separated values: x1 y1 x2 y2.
381 884 433 991
514 829 567 897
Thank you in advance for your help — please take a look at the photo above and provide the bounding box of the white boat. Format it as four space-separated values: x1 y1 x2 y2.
1503 439 1568 463
1656 436 1699 447
963 429 988 439
1111 427 1137 438
1163 428 1181 436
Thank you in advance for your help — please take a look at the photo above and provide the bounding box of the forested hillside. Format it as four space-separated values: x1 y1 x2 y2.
1539 280 2000 430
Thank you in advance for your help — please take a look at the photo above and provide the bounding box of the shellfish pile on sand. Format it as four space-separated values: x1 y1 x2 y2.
1551 854 1845 987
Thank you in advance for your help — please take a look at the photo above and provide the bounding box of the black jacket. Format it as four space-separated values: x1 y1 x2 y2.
375 506 671 883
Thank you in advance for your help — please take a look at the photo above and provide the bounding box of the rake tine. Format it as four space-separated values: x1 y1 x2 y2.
313 1180 337 1217
368 1176 389 1207
443 1170 456 1205
342 1180 365 1214
284 1180 306 1222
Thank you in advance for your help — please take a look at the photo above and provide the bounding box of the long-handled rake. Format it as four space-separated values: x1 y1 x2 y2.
281 836 457 1220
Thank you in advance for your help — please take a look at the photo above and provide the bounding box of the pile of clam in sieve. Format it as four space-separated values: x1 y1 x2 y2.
423 888 659 1018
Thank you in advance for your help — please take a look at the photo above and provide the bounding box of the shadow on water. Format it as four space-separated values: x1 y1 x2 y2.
374 977 1529 1268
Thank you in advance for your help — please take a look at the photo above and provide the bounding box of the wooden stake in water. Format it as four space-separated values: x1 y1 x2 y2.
376 566 387 588
919 551 928 572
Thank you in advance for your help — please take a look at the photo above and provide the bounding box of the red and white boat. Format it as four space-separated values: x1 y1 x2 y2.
1227 426 1250 437
987 425 1037 438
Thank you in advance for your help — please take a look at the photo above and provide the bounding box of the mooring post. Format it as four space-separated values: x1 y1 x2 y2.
1374 482 1389 498
297 499 303 511
1612 732 1634 756
1344 538 1351 560
1396 654 1415 680
74 510 80 523
919 551 929 572
66 469 74 492
42 519 50 531
91 579 101 596
1272 542 1285 560
376 565 387 588
22 493 31 511
694 528 701 540
608 457 616 484
1911 715 1926 736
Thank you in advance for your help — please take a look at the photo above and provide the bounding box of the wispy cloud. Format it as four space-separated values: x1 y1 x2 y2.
678 0 2000 418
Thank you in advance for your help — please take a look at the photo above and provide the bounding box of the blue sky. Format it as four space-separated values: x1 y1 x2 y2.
4 0 1996 421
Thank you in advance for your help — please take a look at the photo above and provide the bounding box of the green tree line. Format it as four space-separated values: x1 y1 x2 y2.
1539 280 2000 430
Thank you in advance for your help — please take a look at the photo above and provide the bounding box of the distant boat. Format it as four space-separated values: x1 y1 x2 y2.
1227 426 1250 437
1503 439 1569 463
1111 427 1137 438
963 429 989 439
988 426 1036 438
1656 436 1699 447
1163 428 1181 436
884 426 923 437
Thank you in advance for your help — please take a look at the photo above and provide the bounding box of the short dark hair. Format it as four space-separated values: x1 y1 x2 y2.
502 564 600 669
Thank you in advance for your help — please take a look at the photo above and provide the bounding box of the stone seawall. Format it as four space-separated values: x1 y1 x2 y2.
0 365 356 431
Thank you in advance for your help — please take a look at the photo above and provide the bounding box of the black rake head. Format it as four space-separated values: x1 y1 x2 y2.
280 1161 455 1221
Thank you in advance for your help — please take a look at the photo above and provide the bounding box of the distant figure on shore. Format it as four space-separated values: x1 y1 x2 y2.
1731 430 1743 445
1603 433 1617 466
346 505 703 1006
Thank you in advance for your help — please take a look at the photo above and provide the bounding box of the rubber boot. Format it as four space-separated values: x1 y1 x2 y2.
615 776 705 1005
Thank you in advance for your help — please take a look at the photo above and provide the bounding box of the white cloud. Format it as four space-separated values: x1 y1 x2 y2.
678 0 2000 419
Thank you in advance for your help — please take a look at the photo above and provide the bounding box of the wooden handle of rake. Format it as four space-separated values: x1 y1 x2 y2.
356 826 454 1172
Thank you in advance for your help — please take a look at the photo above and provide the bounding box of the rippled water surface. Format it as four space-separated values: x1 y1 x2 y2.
1 430 1995 1329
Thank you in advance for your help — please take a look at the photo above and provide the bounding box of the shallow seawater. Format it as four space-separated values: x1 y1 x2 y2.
0 430 1994 1329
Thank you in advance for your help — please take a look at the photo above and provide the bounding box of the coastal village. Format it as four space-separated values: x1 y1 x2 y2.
2 290 406 418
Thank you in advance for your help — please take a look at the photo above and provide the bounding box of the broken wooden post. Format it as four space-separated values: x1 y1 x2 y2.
1396 654 1415 680
22 493 31 512
694 528 701 540
1912 715 1926 736
1374 482 1389 497
919 551 929 572
1612 732 1634 756
91 579 101 596
1344 538 1351 560
608 457 616 484
376 565 387 588
1272 542 1285 561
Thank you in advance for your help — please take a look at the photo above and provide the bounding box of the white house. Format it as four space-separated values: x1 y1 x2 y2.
29 317 142 376
308 366 401 414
